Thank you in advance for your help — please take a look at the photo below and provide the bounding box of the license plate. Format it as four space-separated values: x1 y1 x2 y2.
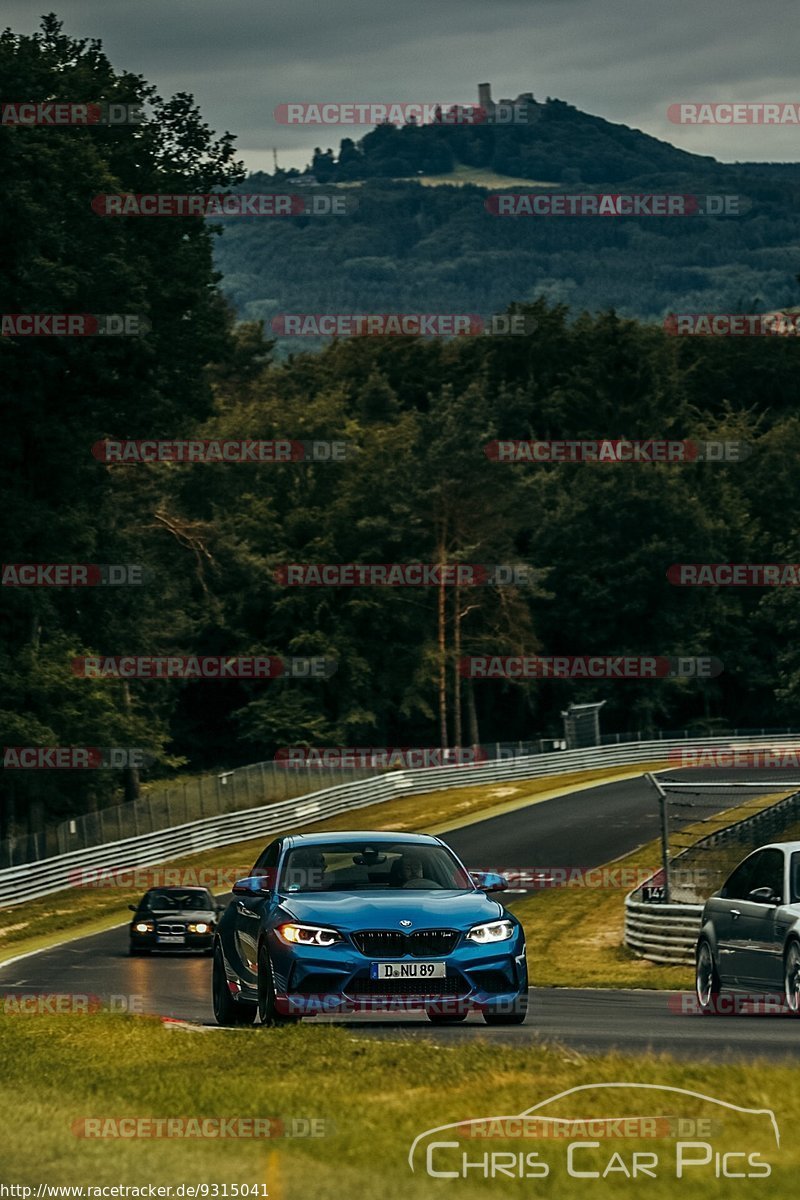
157 935 185 944
370 961 446 980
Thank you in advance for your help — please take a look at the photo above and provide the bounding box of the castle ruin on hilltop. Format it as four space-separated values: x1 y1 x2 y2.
477 83 541 121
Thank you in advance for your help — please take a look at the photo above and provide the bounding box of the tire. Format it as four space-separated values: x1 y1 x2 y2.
483 994 528 1026
696 940 722 1014
129 943 150 956
257 942 300 1027
212 944 256 1026
784 941 800 1015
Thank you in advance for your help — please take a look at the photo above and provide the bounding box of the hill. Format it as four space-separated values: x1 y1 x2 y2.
302 92 720 185
212 91 800 347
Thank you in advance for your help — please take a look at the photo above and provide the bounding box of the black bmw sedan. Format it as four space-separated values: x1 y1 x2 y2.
128 887 223 955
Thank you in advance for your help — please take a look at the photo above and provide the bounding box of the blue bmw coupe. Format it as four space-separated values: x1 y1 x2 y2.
212 830 528 1027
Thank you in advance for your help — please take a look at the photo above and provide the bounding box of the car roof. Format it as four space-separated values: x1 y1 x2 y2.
283 830 441 847
731 842 800 858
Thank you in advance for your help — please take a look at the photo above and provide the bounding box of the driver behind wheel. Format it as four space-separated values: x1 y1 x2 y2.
399 855 424 884
286 848 327 891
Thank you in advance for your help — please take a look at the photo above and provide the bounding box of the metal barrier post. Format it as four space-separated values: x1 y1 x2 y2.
646 771 671 903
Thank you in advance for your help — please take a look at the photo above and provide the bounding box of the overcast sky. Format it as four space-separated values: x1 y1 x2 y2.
5 2 799 172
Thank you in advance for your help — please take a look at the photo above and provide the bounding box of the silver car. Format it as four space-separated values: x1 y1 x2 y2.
696 841 800 1013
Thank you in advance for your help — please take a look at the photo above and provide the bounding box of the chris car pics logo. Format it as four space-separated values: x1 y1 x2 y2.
408 1084 778 1181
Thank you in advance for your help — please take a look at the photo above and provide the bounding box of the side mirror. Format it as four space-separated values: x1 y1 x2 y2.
748 886 779 905
215 903 226 914
232 875 272 897
128 905 137 912
470 870 507 894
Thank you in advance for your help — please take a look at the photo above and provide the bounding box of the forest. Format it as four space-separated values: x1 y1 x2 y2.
3 19 800 843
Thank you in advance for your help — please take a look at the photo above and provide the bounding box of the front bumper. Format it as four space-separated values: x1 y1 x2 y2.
266 928 528 1016
129 928 214 952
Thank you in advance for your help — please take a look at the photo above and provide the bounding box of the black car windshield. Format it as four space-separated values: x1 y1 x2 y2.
140 889 213 911
279 842 470 892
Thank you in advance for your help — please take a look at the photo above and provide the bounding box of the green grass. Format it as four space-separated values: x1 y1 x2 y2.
402 165 561 188
511 838 692 990
336 165 562 188
0 764 665 962
0 1015 791 1197
2 769 796 1197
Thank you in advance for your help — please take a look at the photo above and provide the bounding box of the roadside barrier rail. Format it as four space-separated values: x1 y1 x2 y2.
4 733 800 909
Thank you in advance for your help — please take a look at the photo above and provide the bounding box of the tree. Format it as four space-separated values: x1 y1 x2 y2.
0 16 243 842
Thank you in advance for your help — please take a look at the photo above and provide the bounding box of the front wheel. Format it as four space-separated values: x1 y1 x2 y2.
129 943 150 956
695 940 722 1014
212 944 256 1026
784 941 800 1014
257 943 300 1027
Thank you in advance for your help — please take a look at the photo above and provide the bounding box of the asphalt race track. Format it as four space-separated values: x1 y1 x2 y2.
3 767 799 1060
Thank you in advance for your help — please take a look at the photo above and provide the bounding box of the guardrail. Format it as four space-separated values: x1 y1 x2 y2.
3 732 799 911
2 738 669 909
7 724 800 869
624 899 703 964
8 724 800 868
0 759 382 868
624 779 800 964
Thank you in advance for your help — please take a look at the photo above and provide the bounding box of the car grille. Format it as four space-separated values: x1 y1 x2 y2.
345 974 468 997
156 923 186 935
352 929 459 957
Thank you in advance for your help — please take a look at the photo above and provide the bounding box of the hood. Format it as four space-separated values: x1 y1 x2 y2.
144 907 216 920
277 889 506 930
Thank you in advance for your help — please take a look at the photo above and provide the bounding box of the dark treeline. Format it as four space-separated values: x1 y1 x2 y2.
3 19 800 842
216 174 800 342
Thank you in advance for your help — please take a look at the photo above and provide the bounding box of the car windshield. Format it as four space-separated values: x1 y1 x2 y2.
279 841 470 892
141 889 213 911
791 852 800 903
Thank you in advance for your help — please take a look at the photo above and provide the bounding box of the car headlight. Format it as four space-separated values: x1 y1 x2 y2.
133 921 154 934
188 922 211 934
467 919 515 944
277 923 343 947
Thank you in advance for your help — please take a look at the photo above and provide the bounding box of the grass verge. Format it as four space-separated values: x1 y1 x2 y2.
0 763 666 963
0 1015 791 1197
